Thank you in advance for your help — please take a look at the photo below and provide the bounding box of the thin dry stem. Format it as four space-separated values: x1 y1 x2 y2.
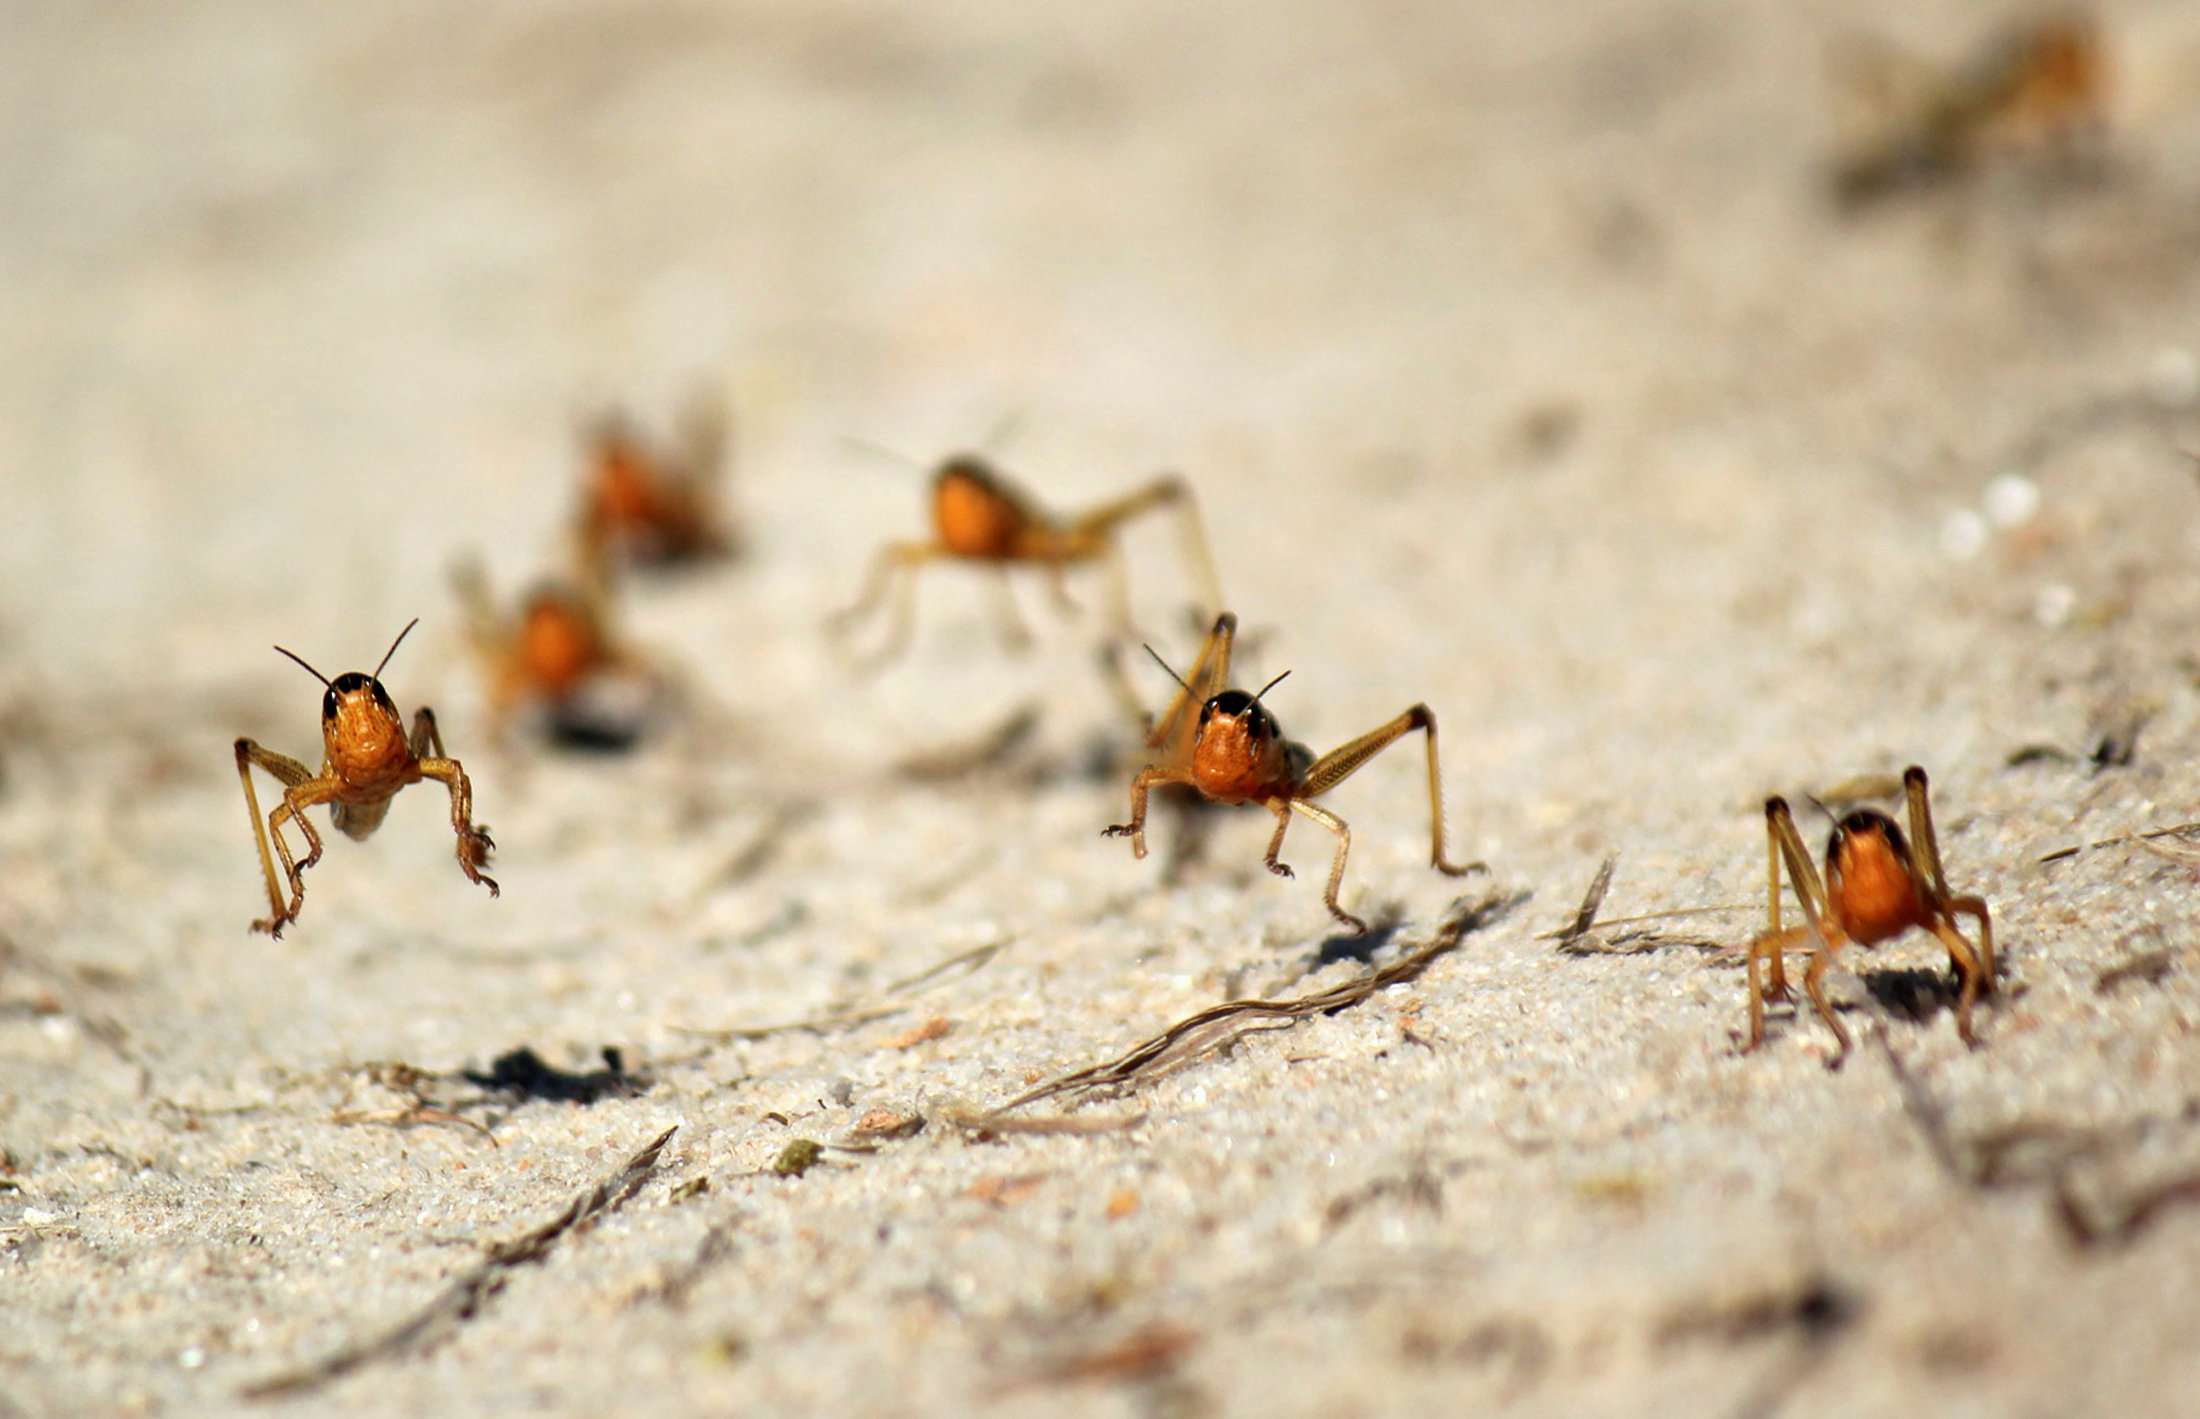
243 1125 676 1399
985 890 1525 1119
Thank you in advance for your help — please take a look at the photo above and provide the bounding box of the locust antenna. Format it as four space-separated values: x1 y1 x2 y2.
374 617 421 681
979 409 1025 457
271 646 332 688
1253 669 1292 704
1142 643 1191 692
838 436 928 473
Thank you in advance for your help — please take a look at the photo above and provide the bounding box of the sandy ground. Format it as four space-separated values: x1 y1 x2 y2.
8 1 2200 1414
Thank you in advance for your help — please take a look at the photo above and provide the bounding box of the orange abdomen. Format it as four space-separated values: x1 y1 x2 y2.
1835 843 1927 946
591 444 663 530
934 472 1025 559
520 600 600 696
2007 24 2103 126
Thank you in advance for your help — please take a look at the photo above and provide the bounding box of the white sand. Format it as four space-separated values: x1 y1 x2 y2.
6 2 2200 1414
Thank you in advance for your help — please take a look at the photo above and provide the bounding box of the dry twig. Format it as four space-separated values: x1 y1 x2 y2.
243 1125 677 1399
1537 905 1750 938
1552 855 1616 948
674 937 1012 1043
984 890 1525 1119
2038 820 2200 865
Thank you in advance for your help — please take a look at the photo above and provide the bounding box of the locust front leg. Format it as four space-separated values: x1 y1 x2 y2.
828 541 945 668
1262 800 1296 879
1103 765 1196 860
1802 939 1854 1070
1931 918 1989 1050
411 708 498 896
1288 798 1367 933
1742 925 1815 1054
985 570 1033 652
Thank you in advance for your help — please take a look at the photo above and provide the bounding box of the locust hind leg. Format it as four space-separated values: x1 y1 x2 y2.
1299 704 1484 878
1065 473 1223 624
408 707 447 761
1098 639 1154 738
445 561 529 740
1948 894 1995 990
1764 795 1839 1006
1143 612 1237 761
1903 766 1950 897
1906 765 1998 988
447 555 506 660
264 788 334 936
234 738 332 937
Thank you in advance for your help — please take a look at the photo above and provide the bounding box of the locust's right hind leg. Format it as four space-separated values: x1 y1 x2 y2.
234 739 336 937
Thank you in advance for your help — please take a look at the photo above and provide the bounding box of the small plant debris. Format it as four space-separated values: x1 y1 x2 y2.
1554 854 1617 949
2039 820 2200 865
330 1061 494 1142
967 1172 1049 1207
1653 1275 1860 1348
849 1109 925 1141
2095 948 2177 994
886 1016 951 1049
2057 1171 2200 1249
1009 1322 1199 1391
1536 858 1745 957
773 1139 825 1177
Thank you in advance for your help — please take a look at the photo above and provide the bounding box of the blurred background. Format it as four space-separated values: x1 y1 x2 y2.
10 0 2198 685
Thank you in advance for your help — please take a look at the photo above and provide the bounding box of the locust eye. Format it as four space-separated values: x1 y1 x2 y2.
1203 690 1269 736
324 672 385 720
1830 809 1909 861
